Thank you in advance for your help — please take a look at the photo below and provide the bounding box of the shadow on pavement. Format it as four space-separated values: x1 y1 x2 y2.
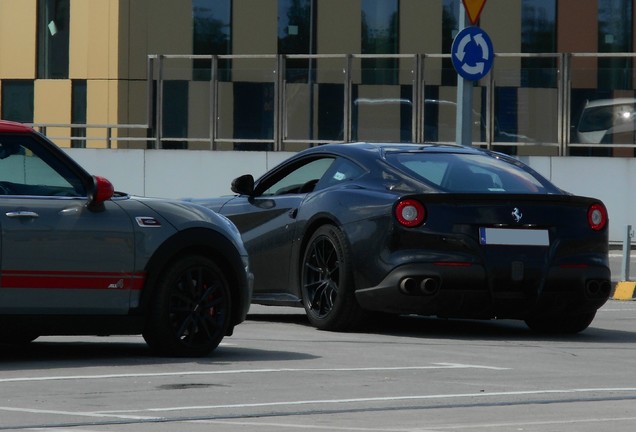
247 310 636 344
0 336 317 370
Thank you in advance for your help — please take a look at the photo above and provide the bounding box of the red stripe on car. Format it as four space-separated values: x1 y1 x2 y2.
1 270 145 290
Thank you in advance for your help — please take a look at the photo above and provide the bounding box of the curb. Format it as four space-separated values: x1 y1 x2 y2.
613 281 636 300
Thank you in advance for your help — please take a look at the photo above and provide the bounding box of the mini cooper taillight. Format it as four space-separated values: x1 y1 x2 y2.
588 202 608 231
395 199 426 228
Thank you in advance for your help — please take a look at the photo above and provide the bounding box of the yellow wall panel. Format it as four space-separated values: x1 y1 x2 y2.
70 0 119 79
0 0 37 78
34 80 72 146
34 80 71 123
70 0 89 77
86 80 112 148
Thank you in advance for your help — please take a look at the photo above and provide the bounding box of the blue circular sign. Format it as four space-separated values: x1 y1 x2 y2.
451 26 494 81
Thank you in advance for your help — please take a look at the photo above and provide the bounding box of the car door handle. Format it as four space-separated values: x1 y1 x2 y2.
288 208 298 219
6 211 39 218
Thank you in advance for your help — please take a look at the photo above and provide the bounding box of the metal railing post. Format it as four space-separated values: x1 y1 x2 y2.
210 55 218 150
274 54 284 151
344 54 352 143
622 225 633 281
147 56 155 132
411 54 420 143
155 55 164 150
486 62 495 150
416 54 425 143
558 52 570 156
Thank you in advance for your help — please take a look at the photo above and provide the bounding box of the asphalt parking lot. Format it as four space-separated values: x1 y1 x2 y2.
1 298 636 432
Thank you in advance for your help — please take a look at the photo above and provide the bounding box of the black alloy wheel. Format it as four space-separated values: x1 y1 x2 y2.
143 255 231 357
301 225 364 331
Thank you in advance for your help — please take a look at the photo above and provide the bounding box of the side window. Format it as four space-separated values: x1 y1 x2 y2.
260 157 335 196
316 158 365 190
0 135 86 197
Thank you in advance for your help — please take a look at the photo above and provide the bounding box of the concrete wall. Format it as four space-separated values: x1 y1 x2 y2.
65 148 636 244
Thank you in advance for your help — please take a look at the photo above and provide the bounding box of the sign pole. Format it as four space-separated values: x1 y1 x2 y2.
455 2 473 147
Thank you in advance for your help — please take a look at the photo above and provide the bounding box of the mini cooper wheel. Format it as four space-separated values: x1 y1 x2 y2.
301 225 364 331
143 255 231 357
524 311 597 334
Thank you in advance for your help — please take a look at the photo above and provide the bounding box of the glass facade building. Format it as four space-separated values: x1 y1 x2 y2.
0 0 634 156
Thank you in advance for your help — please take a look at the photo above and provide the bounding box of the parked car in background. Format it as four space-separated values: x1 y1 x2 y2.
0 120 252 357
191 142 610 334
576 98 636 144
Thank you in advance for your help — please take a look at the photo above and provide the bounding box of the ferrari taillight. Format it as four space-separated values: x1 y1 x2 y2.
395 199 426 228
588 203 608 231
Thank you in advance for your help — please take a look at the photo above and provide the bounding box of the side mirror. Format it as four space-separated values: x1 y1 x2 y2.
231 174 254 196
90 176 114 205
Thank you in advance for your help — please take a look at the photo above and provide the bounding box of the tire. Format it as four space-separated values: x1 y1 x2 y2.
524 311 596 334
300 224 364 331
143 255 231 357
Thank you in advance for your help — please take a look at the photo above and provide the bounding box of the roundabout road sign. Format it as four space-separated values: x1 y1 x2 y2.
451 26 494 81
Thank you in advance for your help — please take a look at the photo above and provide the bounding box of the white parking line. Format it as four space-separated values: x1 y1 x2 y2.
192 415 636 431
0 405 160 421
0 363 509 384
96 387 636 415
2 387 636 422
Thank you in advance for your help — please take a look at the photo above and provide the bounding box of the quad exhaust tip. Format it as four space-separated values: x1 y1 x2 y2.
585 279 611 297
399 277 440 296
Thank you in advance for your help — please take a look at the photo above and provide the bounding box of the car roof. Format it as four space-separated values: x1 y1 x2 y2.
0 120 34 134
584 98 636 108
304 142 489 159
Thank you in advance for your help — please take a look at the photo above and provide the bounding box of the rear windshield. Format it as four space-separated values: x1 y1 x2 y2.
385 152 550 194
578 103 636 133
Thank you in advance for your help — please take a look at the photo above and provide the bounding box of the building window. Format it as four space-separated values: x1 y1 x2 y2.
162 81 189 149
233 82 274 150
598 0 633 90
1 81 34 123
521 0 557 88
192 0 231 80
361 0 399 85
278 0 316 83
37 0 69 79
441 0 459 86
71 80 87 148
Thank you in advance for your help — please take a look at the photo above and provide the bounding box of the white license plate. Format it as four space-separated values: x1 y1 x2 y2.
479 228 549 246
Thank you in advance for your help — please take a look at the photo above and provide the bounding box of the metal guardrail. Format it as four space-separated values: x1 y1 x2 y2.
29 123 151 149
29 52 636 153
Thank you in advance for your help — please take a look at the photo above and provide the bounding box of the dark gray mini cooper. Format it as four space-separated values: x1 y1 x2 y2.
0 121 252 357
